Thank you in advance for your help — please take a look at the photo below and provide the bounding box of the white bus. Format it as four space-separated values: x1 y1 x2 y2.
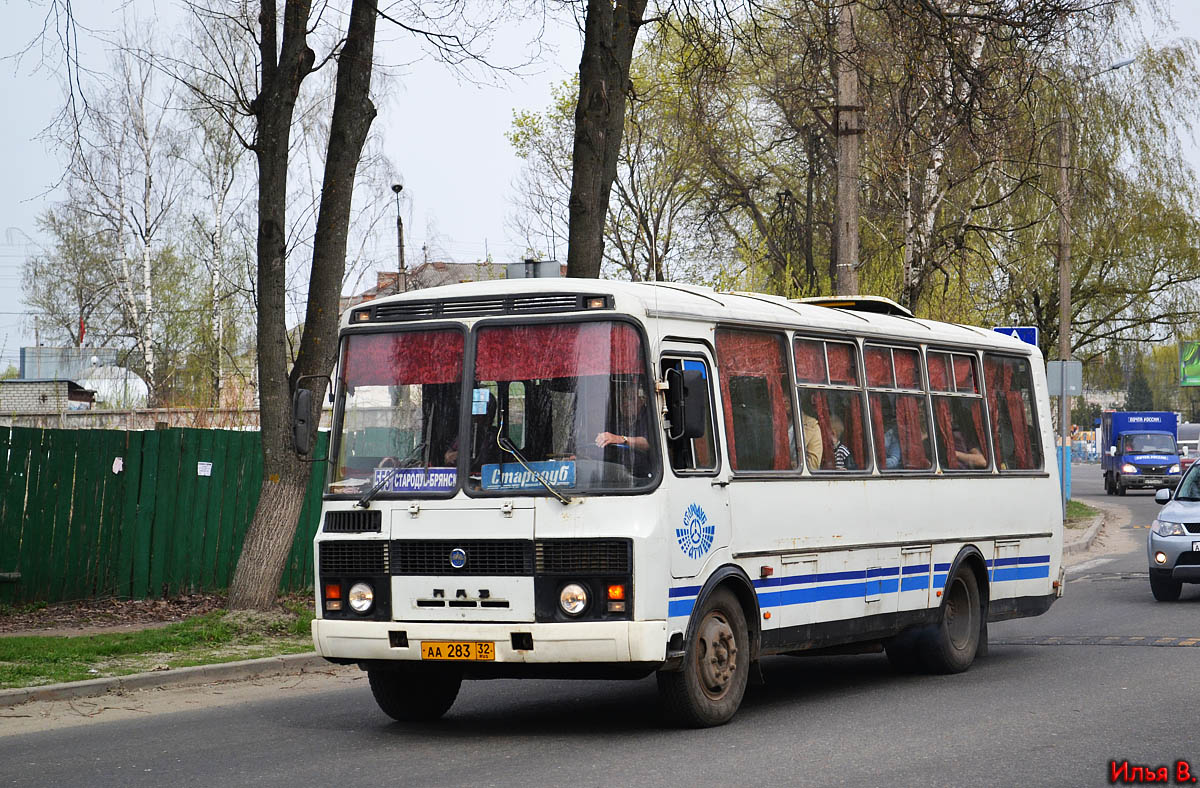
299 279 1062 727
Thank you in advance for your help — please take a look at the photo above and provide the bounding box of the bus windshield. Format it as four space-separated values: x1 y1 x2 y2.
468 320 658 494
327 328 463 496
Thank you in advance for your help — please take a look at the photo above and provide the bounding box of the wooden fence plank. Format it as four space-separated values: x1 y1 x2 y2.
149 429 183 599
60 429 93 601
170 429 201 595
0 427 30 605
130 430 159 598
93 430 125 597
186 429 215 592
200 430 232 591
20 430 51 602
214 432 246 589
110 430 142 598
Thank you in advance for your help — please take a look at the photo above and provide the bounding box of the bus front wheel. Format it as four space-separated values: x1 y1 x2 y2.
920 568 982 674
368 665 462 722
657 587 749 727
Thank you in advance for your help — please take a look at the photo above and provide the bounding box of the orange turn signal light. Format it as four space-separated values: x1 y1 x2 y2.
607 584 626 601
325 583 342 599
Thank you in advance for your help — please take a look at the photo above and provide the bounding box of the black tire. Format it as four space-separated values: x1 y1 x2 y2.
1150 571 1182 602
1117 481 1126 496
657 587 750 727
1104 475 1114 495
919 567 982 674
368 665 462 722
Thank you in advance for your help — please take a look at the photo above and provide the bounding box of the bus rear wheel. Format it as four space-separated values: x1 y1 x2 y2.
657 588 749 727
919 568 982 674
368 665 462 722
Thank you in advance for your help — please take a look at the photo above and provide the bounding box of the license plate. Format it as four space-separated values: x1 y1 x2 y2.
420 640 495 661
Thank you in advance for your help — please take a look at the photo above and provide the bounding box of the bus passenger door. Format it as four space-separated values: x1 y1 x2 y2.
659 347 730 581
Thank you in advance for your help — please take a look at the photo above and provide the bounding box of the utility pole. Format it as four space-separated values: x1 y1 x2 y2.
834 0 861 296
1056 57 1134 513
391 184 406 293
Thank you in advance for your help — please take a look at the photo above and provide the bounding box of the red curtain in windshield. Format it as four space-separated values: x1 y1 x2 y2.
474 322 644 381
341 330 463 386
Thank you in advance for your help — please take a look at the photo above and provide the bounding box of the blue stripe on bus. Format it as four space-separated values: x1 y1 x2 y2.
669 585 701 598
667 555 1053 617
992 565 1050 582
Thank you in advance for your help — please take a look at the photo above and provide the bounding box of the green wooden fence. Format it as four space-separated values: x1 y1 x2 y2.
0 426 328 605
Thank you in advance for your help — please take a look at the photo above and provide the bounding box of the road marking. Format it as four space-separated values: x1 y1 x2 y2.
993 636 1200 647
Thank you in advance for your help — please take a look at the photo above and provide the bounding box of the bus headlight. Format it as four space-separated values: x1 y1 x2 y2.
1169 464 1180 474
1121 463 1138 474
559 583 588 616
348 582 375 613
1152 520 1185 537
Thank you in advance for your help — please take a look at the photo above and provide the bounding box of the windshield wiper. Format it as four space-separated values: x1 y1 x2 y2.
355 440 428 508
356 404 439 508
496 424 572 505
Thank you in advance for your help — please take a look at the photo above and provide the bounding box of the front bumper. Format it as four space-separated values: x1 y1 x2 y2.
1120 473 1181 490
1147 532 1200 582
312 618 669 664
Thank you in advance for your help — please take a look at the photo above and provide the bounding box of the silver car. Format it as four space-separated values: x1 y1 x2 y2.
1150 466 1200 600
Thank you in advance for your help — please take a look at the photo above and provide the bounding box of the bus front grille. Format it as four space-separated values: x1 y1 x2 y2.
319 541 389 575
390 540 534 576
323 510 382 533
535 539 632 575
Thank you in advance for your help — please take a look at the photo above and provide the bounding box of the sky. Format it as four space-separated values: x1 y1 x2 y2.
0 1 1198 370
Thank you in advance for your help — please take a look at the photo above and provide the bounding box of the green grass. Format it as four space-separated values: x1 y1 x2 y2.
1066 498 1100 525
0 610 315 689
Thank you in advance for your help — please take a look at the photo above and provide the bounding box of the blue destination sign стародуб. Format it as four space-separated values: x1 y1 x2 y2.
481 461 576 490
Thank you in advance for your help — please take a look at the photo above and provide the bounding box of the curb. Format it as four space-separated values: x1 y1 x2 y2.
0 652 335 709
1064 511 1106 556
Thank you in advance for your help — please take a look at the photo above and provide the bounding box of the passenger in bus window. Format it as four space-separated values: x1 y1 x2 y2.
950 418 987 469
800 409 824 470
883 423 902 469
830 412 855 470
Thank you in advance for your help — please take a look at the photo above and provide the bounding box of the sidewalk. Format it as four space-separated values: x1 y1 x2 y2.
1064 509 1107 556
0 652 330 709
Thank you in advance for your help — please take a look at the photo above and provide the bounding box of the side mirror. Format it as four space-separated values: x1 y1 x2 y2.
1155 488 1172 505
1108 446 1117 457
292 387 314 456
666 368 709 440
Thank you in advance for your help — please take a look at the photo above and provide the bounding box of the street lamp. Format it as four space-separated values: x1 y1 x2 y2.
1057 56 1133 512
391 184 406 293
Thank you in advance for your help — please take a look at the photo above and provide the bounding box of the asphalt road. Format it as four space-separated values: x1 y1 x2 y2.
2 465 1198 788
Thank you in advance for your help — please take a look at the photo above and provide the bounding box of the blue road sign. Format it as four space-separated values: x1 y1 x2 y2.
993 326 1039 346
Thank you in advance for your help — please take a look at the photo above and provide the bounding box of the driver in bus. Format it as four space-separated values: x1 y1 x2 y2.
594 380 652 476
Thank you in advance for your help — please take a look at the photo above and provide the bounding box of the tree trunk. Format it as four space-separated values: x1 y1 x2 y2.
229 0 378 610
228 0 315 610
834 0 860 295
566 0 647 279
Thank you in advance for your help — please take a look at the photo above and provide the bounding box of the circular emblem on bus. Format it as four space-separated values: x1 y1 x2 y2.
449 548 467 569
676 503 714 560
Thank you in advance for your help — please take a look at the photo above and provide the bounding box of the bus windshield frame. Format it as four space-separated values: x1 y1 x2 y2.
325 323 467 500
324 315 662 500
463 315 661 498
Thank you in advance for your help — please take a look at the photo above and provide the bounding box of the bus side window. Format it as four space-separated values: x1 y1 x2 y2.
983 354 1043 471
715 329 799 472
660 357 717 472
